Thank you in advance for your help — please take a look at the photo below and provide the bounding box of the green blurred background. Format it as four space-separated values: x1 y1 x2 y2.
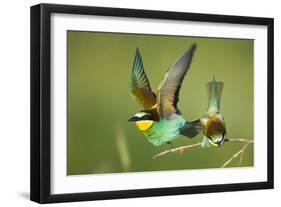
67 31 253 175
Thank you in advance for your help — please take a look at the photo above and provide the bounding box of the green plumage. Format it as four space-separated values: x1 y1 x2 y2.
143 115 186 146
131 49 150 92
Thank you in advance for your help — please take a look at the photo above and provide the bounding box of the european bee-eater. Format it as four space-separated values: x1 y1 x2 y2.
201 76 226 147
128 44 201 146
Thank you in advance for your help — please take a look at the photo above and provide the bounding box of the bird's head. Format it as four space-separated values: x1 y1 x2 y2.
128 111 154 132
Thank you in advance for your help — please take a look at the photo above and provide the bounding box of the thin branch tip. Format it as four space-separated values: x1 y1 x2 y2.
153 138 254 168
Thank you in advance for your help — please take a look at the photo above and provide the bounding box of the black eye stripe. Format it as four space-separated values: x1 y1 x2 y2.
142 115 152 120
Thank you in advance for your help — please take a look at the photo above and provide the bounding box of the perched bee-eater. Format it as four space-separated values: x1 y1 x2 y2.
200 76 226 147
128 44 202 146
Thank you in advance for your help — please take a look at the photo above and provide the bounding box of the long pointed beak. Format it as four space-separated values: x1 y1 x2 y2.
128 116 139 122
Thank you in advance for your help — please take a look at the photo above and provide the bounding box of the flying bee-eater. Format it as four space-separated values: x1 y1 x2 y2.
200 76 226 147
128 44 202 146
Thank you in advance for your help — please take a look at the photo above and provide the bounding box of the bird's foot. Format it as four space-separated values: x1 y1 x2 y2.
166 141 174 149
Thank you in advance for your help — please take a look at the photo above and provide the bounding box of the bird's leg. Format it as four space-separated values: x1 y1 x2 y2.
166 141 174 149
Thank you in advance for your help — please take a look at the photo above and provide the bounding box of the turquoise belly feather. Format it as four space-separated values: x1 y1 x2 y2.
143 115 186 146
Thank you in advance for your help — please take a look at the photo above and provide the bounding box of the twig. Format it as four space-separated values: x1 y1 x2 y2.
225 138 253 144
220 142 252 168
239 149 245 166
153 138 254 166
153 142 201 159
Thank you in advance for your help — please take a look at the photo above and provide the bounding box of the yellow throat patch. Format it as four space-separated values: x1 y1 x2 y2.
135 120 154 132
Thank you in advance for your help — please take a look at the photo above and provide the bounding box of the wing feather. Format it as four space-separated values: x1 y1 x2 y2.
131 48 156 109
157 44 196 117
180 119 202 138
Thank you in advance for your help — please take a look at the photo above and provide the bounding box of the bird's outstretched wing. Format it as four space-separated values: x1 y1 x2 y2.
156 44 196 118
131 48 156 109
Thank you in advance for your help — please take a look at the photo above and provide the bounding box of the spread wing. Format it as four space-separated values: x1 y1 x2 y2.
131 48 156 109
157 44 196 118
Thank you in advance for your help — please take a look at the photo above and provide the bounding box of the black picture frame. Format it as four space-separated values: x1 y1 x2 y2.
30 3 274 204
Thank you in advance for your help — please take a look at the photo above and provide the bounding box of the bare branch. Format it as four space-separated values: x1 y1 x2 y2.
225 138 254 144
239 148 245 166
153 138 254 169
221 142 253 168
153 142 201 159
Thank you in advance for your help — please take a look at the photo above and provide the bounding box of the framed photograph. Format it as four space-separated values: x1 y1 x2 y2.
30 3 274 203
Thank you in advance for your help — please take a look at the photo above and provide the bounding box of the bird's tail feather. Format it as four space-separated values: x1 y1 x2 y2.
207 76 224 112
